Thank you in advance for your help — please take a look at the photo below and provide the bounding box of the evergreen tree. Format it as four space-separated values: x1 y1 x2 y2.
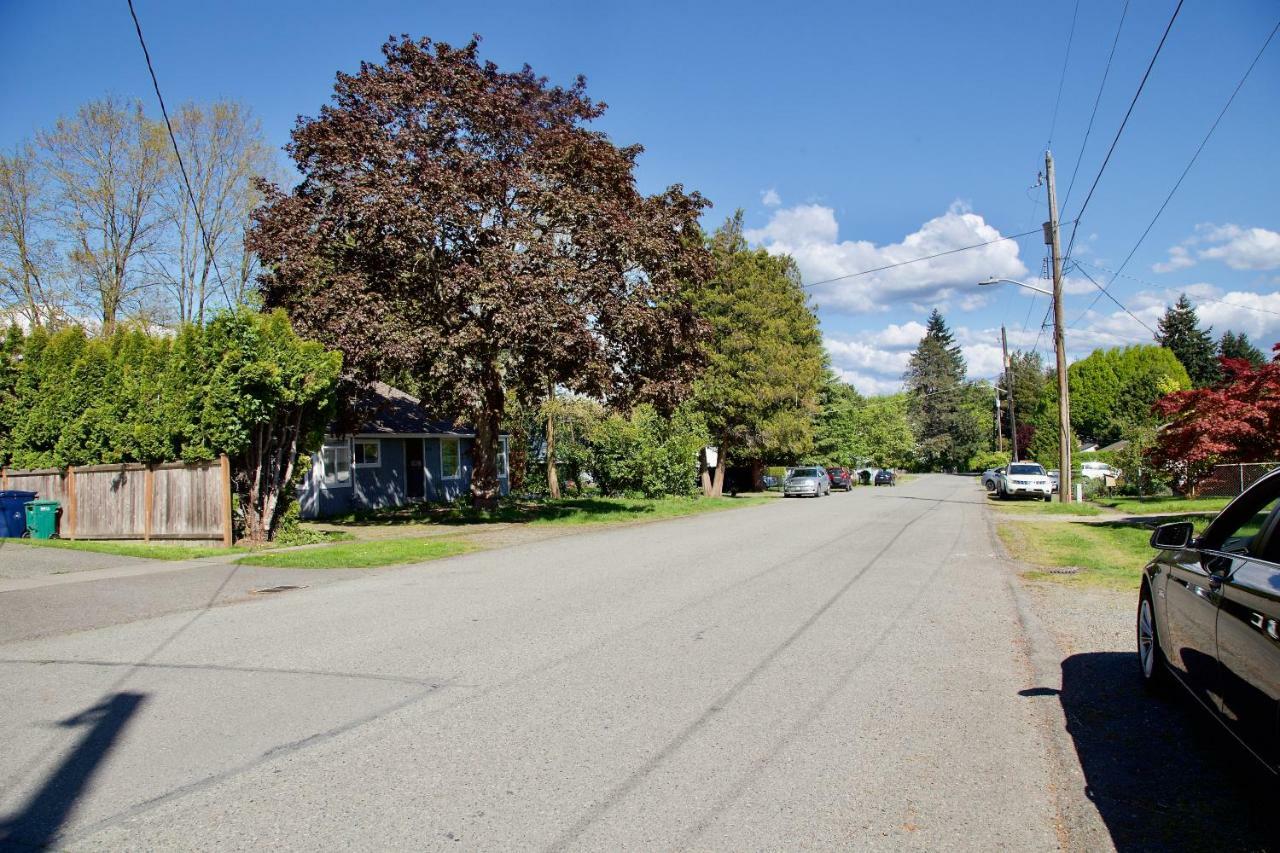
1004 350 1045 460
1157 294 1220 387
688 212 826 494
1219 330 1266 368
904 310 972 470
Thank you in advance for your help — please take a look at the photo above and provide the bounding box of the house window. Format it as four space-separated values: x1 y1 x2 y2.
320 441 351 487
441 437 461 480
498 436 509 479
353 439 381 468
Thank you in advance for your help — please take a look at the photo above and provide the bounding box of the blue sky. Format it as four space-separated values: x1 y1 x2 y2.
3 0 1277 393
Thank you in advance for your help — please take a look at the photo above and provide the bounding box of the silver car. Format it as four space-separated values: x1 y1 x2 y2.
784 466 830 498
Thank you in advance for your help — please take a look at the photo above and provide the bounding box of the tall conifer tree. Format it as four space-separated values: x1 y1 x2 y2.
1157 294 1220 387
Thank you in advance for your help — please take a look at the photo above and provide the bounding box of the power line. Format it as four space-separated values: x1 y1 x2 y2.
1061 0 1185 265
1072 17 1280 320
127 0 229 309
1069 263 1158 335
1075 260 1280 318
1046 0 1083 149
1060 0 1130 214
801 227 1043 290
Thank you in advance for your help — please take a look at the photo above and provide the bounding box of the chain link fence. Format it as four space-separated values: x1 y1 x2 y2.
1197 463 1279 499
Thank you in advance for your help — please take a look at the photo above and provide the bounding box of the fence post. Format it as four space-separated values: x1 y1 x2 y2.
66 466 77 539
143 466 155 543
220 455 233 548
1239 464 1245 496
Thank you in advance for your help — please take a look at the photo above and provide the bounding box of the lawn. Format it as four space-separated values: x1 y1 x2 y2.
988 497 1102 516
998 513 1212 591
14 538 230 561
325 494 770 528
236 537 473 569
1091 494 1232 515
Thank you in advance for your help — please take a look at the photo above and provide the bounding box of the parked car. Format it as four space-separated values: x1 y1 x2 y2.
874 469 896 487
1079 461 1121 481
762 473 780 489
827 467 853 491
1138 466 1280 772
783 466 830 498
982 466 1005 491
996 463 1053 500
1047 469 1059 493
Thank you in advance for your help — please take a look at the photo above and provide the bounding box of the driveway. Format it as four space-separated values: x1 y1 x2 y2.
0 474 1262 849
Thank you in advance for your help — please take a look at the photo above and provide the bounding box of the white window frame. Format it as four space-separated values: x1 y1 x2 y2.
498 436 509 479
319 440 352 488
440 437 462 480
353 438 381 469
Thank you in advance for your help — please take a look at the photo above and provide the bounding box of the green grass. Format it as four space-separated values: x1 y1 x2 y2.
989 497 1102 516
236 537 473 569
999 513 1212 590
14 538 230 561
326 494 770 528
1091 495 1231 515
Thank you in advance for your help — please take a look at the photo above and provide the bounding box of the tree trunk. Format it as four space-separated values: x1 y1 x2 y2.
699 448 712 497
470 366 505 510
546 387 560 500
711 442 726 498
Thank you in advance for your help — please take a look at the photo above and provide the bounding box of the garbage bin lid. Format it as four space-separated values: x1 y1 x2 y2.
26 499 60 507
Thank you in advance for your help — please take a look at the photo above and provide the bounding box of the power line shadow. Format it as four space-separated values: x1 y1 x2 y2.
0 691 147 850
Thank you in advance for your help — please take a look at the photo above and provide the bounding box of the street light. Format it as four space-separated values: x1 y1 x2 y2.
978 277 1052 296
978 275 1074 503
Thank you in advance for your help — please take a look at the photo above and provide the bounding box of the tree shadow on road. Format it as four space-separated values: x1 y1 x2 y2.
1058 652 1276 851
0 691 147 850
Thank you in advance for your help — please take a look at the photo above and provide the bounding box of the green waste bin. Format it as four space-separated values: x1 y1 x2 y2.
24 499 61 539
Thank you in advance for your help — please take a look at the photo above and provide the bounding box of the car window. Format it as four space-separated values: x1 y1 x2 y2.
1008 464 1044 475
1217 496 1280 558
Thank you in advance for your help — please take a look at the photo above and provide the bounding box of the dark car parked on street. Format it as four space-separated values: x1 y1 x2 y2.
1138 466 1280 773
874 469 896 487
827 467 853 491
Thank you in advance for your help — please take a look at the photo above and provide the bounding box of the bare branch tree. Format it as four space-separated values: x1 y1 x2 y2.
0 143 66 327
38 96 170 332
152 101 275 324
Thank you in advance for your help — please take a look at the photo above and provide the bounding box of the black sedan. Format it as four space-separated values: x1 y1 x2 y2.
874 469 896 487
1139 467 1280 772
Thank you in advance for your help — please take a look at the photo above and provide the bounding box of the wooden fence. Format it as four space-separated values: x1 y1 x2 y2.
1 457 232 546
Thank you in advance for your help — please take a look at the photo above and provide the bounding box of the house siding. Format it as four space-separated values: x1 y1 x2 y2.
299 434 508 519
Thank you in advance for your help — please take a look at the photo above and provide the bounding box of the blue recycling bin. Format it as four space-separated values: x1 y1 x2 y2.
0 490 38 537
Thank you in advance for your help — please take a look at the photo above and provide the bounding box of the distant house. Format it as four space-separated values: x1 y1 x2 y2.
298 382 509 518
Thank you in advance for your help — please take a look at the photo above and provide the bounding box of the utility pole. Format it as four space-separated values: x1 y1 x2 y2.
994 386 1003 453
1044 151 1072 503
1002 324 1018 462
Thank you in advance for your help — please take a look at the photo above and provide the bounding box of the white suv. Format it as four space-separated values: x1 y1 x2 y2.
997 463 1054 501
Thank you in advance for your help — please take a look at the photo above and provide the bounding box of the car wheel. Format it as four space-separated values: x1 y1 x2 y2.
1137 586 1170 691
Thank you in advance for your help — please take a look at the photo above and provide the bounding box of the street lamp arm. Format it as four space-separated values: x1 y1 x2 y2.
978 277 1053 296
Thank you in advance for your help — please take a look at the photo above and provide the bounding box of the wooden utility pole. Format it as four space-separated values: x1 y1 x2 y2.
994 386 1003 453
1044 151 1073 503
1002 324 1018 462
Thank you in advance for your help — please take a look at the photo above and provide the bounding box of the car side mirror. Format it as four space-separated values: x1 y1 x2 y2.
1150 521 1194 551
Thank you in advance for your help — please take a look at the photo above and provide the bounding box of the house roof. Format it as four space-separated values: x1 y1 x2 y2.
349 382 475 437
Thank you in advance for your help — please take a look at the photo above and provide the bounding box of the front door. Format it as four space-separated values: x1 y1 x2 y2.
405 439 425 500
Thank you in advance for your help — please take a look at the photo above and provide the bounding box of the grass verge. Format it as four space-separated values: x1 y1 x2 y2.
327 494 770 528
13 538 230 561
236 537 473 569
1091 495 1232 515
989 498 1102 516
998 513 1212 591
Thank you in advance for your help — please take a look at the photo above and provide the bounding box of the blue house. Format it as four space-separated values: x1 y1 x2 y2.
298 382 510 518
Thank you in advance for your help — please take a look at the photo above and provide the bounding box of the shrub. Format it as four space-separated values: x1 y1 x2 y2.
969 450 1011 473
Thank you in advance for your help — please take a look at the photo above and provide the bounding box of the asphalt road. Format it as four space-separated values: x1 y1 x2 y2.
0 475 1064 850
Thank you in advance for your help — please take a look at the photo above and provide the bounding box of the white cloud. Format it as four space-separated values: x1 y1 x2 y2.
1153 223 1280 274
745 201 1027 314
1152 245 1194 273
1196 224 1280 270
761 188 781 207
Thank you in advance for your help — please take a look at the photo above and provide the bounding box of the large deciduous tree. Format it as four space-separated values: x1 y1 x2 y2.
38 97 170 332
1067 345 1190 444
687 213 825 495
250 36 711 508
1150 345 1280 493
0 144 65 327
1157 294 1220 388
